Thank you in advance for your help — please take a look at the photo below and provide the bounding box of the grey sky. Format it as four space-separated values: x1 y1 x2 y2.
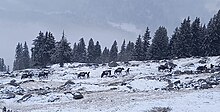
0 0 220 68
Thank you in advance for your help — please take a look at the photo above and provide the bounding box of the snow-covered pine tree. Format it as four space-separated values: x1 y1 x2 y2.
101 47 110 63
169 27 180 58
177 17 192 58
51 31 72 67
190 17 204 57
109 40 118 62
118 40 126 62
87 38 95 63
142 27 151 60
22 42 30 69
0 58 6 71
13 43 23 70
72 42 78 62
148 26 169 60
77 38 87 63
125 41 135 61
31 31 55 67
134 35 144 61
94 41 102 63
203 10 220 56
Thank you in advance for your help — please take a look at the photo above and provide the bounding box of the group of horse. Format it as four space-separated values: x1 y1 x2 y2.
77 67 130 79
20 69 50 80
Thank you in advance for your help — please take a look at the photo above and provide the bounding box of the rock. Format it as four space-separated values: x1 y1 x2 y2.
73 92 84 99
8 79 19 87
64 80 75 86
0 92 15 99
200 84 212 89
108 61 118 67
48 96 60 102
17 94 32 103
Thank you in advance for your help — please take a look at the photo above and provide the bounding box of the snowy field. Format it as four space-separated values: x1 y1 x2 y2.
0 56 220 112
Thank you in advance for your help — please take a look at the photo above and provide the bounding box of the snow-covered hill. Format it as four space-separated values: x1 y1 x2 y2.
0 56 220 112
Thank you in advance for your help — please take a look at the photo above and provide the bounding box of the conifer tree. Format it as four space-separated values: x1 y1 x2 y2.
94 41 102 63
148 26 169 60
142 27 151 60
118 40 126 62
22 42 30 69
77 38 87 63
134 35 144 61
31 31 55 67
125 41 134 61
51 31 72 67
203 10 220 56
13 43 23 70
87 38 95 63
72 43 78 62
109 40 118 62
101 47 110 63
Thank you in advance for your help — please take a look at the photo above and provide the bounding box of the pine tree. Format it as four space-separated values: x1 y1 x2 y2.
0 58 6 72
13 43 23 70
125 41 135 61
134 35 144 61
31 31 55 67
87 38 95 63
178 17 192 58
72 43 78 62
94 41 102 63
118 40 126 62
101 47 110 63
169 27 180 58
51 31 72 67
148 26 169 60
143 27 151 60
77 38 87 63
190 17 203 57
22 42 30 69
109 40 118 62
203 10 220 56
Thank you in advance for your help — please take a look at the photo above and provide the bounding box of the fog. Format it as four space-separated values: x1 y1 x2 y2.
0 0 219 68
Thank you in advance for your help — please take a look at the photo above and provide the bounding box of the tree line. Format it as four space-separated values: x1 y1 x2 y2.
13 10 220 70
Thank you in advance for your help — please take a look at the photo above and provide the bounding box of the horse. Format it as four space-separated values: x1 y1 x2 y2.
101 70 111 78
125 68 130 74
158 65 170 72
77 72 90 79
114 67 124 75
21 71 32 79
196 65 207 72
38 70 50 79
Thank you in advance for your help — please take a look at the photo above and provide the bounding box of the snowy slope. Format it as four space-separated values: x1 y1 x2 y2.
0 56 220 112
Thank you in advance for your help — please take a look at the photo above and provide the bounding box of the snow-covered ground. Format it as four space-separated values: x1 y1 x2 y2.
0 56 220 112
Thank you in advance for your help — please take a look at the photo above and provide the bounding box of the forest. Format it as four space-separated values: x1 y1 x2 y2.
12 10 220 70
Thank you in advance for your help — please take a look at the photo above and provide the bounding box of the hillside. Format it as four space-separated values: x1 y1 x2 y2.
0 56 220 112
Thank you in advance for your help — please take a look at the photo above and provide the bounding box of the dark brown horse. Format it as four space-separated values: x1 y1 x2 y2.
101 70 111 78
77 72 90 79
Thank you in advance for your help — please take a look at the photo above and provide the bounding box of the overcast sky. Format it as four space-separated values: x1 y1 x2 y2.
0 0 220 69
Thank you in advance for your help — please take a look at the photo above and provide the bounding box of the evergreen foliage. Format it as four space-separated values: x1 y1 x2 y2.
0 58 6 72
148 26 169 60
101 47 110 63
142 27 151 60
134 35 144 61
94 41 102 63
31 31 55 67
87 38 95 63
51 31 72 67
109 40 118 62
118 40 126 62
77 38 87 63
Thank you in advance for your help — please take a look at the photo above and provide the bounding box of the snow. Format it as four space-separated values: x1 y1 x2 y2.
1 56 220 112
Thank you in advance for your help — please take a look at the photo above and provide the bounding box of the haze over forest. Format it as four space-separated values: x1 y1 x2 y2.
0 0 220 67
